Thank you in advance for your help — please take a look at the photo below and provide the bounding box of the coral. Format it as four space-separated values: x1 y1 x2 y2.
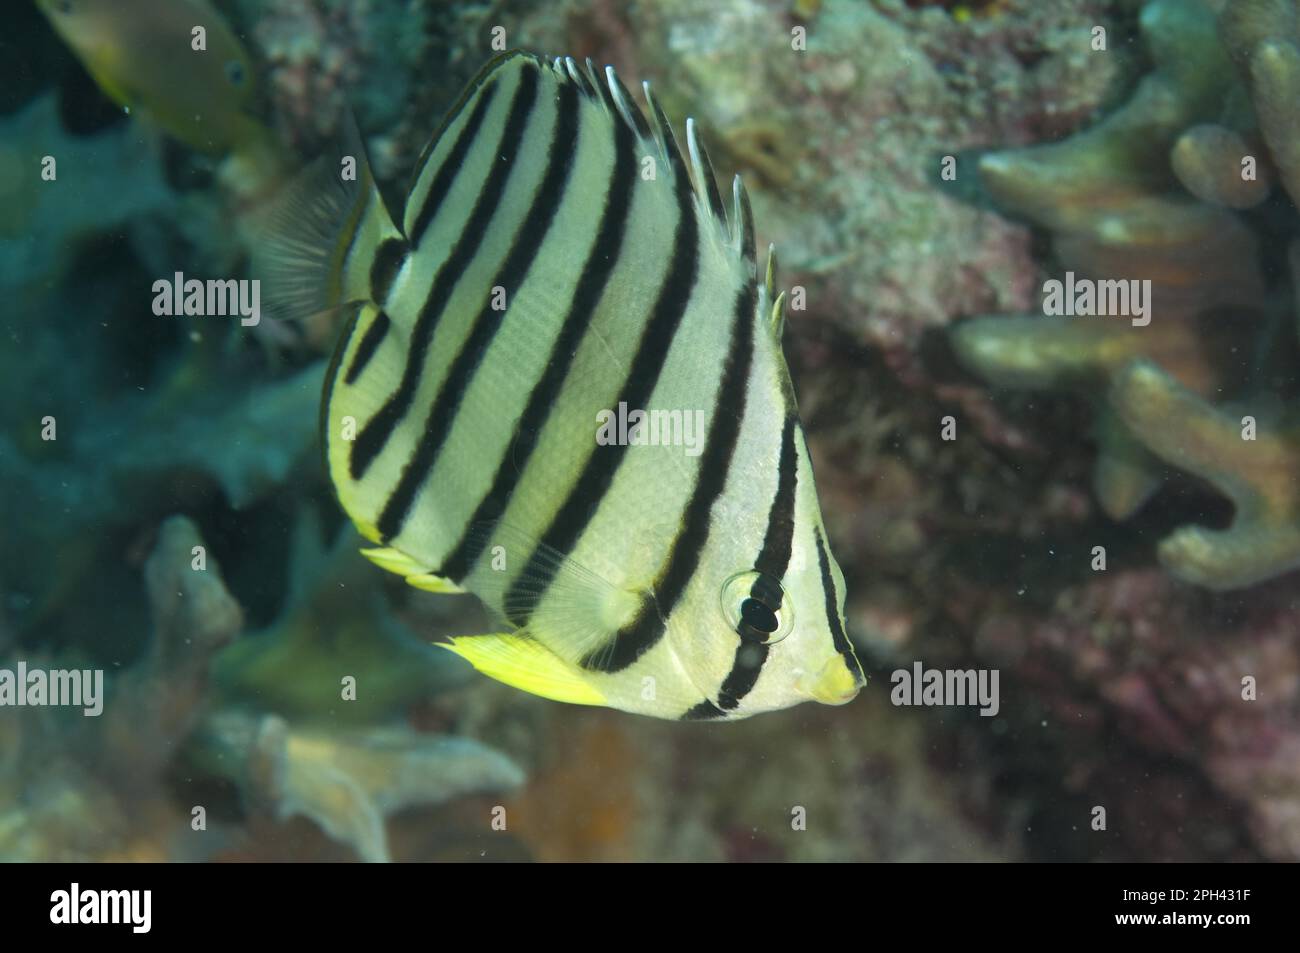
1171 124 1274 208
213 506 470 724
231 0 479 182
0 517 523 862
951 0 1300 589
0 82 325 640
481 692 1019 862
193 711 524 863
0 362 324 634
1111 360 1300 589
536 0 1126 355
952 313 1237 519
914 0 1300 857
972 568 1300 860
977 0 1237 227
0 93 170 290
0 516 241 861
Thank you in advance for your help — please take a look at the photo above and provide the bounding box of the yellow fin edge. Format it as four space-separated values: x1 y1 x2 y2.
406 573 464 594
439 634 607 707
359 547 466 593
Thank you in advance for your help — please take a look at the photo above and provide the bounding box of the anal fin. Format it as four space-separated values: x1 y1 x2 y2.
360 547 466 594
406 573 466 594
439 633 607 707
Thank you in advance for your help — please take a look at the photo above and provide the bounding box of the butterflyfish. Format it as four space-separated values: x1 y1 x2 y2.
256 51 866 720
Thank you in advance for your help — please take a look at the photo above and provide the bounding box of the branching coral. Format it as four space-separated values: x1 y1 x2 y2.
951 0 1300 590
952 312 1232 519
1111 360 1300 589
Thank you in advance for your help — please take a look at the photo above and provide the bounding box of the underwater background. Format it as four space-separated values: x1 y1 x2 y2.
3 0 1298 862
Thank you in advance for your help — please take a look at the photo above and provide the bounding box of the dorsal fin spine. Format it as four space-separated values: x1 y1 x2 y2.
732 174 756 271
595 62 764 289
640 79 688 189
766 244 785 338
685 117 727 236
605 65 651 140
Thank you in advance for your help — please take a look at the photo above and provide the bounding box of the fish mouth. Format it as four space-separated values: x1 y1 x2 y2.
798 657 863 706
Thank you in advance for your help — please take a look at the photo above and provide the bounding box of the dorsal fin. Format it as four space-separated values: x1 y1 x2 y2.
765 244 785 339
556 57 759 283
685 118 726 231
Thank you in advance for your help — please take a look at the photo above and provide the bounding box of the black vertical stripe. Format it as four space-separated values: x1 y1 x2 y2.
502 154 701 626
689 516 860 720
408 77 501 245
708 413 799 711
376 78 581 542
369 237 408 305
438 103 641 582
344 310 391 385
580 282 757 674
753 415 798 580
815 526 864 681
349 64 537 486
715 642 770 711
321 301 367 475
682 699 727 721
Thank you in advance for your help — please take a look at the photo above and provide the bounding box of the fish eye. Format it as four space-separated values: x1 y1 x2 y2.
225 61 246 86
55 0 74 13
720 571 793 645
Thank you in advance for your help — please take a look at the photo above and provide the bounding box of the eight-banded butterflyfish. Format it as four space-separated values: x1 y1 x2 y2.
255 51 865 720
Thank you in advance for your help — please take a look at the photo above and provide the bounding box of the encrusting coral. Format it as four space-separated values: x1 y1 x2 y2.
951 0 1300 590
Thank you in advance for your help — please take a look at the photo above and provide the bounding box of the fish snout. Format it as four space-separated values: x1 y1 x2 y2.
798 656 863 706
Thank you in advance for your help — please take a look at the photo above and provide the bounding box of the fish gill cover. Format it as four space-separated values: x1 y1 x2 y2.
0 0 1294 870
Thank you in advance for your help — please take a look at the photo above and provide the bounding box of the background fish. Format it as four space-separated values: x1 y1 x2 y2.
257 51 865 721
35 0 273 157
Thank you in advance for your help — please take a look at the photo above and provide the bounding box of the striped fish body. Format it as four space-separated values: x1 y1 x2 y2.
272 52 864 720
